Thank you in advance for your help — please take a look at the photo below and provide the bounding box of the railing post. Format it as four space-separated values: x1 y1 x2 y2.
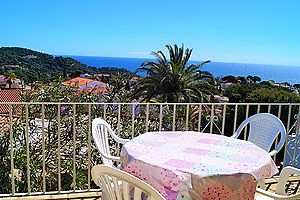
72 104 76 191
42 104 46 193
233 104 238 134
292 108 300 166
117 104 121 135
146 104 149 132
25 105 30 194
159 104 163 131
185 104 189 131
221 104 226 135
57 104 61 193
87 104 91 191
209 105 215 134
198 104 202 132
131 104 135 138
103 104 107 120
243 104 249 140
172 104 176 131
9 105 14 195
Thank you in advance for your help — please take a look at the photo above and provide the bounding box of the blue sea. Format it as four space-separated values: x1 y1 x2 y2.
68 55 300 84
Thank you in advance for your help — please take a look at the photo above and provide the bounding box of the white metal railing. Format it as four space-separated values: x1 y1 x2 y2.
0 102 299 197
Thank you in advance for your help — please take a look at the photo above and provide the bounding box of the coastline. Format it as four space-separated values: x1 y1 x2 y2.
68 55 300 84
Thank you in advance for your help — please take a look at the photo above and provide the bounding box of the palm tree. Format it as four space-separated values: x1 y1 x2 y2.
134 44 217 102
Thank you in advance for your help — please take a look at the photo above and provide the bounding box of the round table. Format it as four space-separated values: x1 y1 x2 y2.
120 131 278 200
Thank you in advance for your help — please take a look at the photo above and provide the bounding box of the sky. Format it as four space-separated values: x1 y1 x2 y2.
1 0 300 66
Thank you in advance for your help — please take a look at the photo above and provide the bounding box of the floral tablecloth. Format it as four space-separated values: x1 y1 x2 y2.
121 131 278 200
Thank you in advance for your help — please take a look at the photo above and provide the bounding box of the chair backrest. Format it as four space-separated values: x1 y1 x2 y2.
275 166 300 195
255 166 300 199
234 113 286 156
92 118 131 166
91 165 166 200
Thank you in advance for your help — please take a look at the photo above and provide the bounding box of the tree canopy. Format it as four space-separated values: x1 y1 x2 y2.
0 47 129 84
134 44 217 103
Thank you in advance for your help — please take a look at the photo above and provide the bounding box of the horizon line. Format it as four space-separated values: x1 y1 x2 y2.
60 54 300 68
1 46 300 68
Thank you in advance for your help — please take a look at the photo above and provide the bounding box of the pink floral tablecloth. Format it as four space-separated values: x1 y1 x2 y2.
120 131 278 200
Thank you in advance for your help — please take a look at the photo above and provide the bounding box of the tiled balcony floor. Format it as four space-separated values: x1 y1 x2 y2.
3 191 102 200
3 177 299 200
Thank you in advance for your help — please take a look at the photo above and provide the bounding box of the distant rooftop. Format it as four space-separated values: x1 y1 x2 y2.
62 77 94 87
63 77 108 94
0 90 21 113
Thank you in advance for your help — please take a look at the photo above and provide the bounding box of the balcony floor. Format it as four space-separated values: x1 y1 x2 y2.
3 177 299 200
3 191 102 200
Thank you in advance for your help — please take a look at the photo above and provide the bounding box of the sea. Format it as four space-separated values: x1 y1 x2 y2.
68 55 300 84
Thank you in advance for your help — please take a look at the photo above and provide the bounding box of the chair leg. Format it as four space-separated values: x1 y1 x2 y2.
101 192 109 200
258 179 265 190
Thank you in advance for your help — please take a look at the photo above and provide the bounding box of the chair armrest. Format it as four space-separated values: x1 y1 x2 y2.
280 166 300 175
231 132 239 138
269 149 278 157
256 188 300 200
231 119 248 138
101 153 121 161
116 138 131 144
270 129 286 157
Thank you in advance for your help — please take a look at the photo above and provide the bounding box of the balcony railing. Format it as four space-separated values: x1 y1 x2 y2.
0 102 299 198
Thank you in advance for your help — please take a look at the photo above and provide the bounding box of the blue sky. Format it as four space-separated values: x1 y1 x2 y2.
1 0 300 66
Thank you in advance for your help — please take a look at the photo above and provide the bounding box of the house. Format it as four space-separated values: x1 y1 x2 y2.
62 77 108 94
93 74 111 83
129 76 139 86
213 95 229 103
1 65 19 70
23 54 37 59
80 73 91 78
220 82 233 90
6 78 23 89
62 77 94 88
0 75 23 89
0 90 21 113
0 75 6 88
94 73 110 77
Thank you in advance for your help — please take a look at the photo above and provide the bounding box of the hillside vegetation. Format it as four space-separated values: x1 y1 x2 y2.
0 47 129 83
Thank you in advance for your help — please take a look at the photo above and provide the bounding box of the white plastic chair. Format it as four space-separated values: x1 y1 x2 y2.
92 118 130 166
92 165 166 200
255 166 300 200
232 113 287 156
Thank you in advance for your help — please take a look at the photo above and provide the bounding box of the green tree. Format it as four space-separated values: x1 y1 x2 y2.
135 44 217 102
236 76 247 84
246 88 300 103
252 76 261 83
246 75 253 83
105 72 133 102
222 75 237 83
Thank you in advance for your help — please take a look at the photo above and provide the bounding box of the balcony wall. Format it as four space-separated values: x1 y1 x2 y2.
0 102 299 198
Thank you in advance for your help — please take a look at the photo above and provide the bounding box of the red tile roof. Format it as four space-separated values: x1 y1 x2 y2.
83 86 108 94
62 77 94 87
0 90 21 113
